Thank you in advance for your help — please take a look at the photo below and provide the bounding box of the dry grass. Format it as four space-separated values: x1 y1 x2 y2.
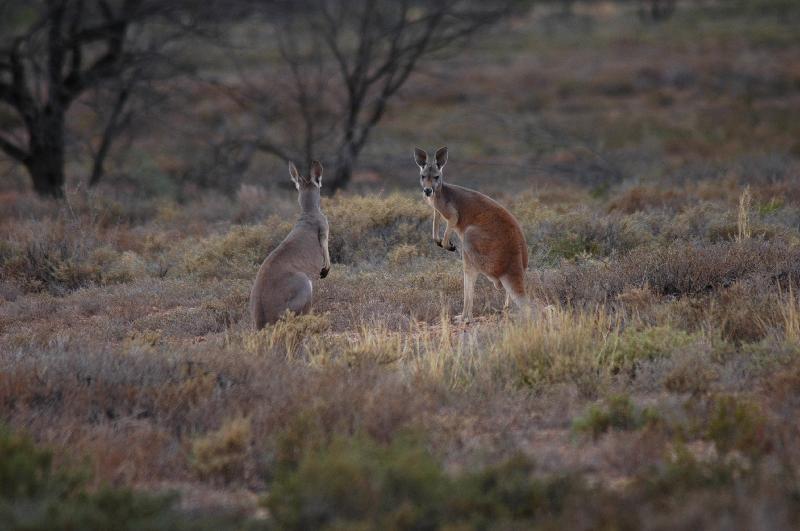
1 177 800 526
2 3 800 528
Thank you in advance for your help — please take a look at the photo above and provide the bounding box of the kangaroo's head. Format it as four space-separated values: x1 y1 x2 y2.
413 146 448 198
289 160 323 211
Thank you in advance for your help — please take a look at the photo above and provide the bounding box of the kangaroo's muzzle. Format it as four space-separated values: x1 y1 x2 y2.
423 187 433 197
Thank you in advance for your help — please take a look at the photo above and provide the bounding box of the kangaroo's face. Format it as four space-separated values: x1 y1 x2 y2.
413 147 448 198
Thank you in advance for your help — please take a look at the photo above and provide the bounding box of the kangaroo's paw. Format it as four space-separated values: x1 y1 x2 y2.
320 266 330 279
434 238 443 248
453 314 471 325
445 242 457 252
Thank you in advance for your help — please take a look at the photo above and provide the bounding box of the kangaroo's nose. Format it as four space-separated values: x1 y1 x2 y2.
423 188 433 197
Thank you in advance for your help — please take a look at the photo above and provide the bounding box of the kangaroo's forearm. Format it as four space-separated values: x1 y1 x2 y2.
321 234 331 268
441 220 457 252
441 222 452 245
432 209 439 241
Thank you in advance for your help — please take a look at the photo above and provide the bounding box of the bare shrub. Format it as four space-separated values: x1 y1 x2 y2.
663 354 719 395
608 184 691 213
324 194 430 264
191 417 252 484
543 239 800 306
181 220 292 280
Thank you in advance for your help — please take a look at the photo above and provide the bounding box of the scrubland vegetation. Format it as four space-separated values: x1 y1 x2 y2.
2 1 800 529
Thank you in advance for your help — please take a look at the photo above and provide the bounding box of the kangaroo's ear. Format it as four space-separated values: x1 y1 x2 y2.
310 160 323 187
413 147 428 168
435 146 448 169
288 161 301 190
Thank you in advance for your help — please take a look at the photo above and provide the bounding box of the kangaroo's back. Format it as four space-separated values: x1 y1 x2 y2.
443 183 527 273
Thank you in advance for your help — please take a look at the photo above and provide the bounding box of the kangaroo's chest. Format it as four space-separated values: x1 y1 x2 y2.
430 198 458 224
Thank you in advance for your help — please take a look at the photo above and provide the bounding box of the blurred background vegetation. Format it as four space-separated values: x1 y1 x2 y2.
1 0 797 199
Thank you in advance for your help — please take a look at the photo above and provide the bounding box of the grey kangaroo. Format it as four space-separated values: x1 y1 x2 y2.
249 160 331 329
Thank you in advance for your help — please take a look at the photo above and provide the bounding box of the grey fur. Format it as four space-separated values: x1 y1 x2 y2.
249 161 331 329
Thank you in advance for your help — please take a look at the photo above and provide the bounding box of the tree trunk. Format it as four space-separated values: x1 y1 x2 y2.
327 163 351 195
27 152 65 198
326 144 357 195
26 109 66 198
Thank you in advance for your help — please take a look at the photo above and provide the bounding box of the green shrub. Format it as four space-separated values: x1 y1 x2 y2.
573 395 659 439
0 425 231 531
704 395 769 458
495 308 608 396
264 434 446 530
263 434 630 530
450 456 590 527
638 445 742 500
604 326 697 376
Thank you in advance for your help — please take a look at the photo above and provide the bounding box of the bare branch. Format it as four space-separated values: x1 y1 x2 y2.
0 132 28 162
89 78 133 186
250 0 511 191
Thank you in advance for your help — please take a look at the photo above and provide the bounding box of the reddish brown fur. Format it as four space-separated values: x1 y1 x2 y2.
415 146 529 322
434 183 528 299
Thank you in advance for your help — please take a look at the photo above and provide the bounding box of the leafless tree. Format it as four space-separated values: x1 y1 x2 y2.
245 0 513 194
0 0 209 197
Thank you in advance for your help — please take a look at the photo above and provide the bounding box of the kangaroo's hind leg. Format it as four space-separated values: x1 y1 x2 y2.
500 269 528 312
455 264 479 324
488 275 511 311
264 273 313 324
285 272 313 316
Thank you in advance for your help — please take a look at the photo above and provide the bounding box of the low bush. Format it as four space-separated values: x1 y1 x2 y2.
493 307 610 395
191 417 252 484
545 239 800 306
242 312 332 356
704 395 769 458
663 354 719 394
181 219 292 280
324 194 430 264
573 394 659 439
604 325 698 376
0 226 102 295
0 425 231 531
637 445 743 500
264 434 631 531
